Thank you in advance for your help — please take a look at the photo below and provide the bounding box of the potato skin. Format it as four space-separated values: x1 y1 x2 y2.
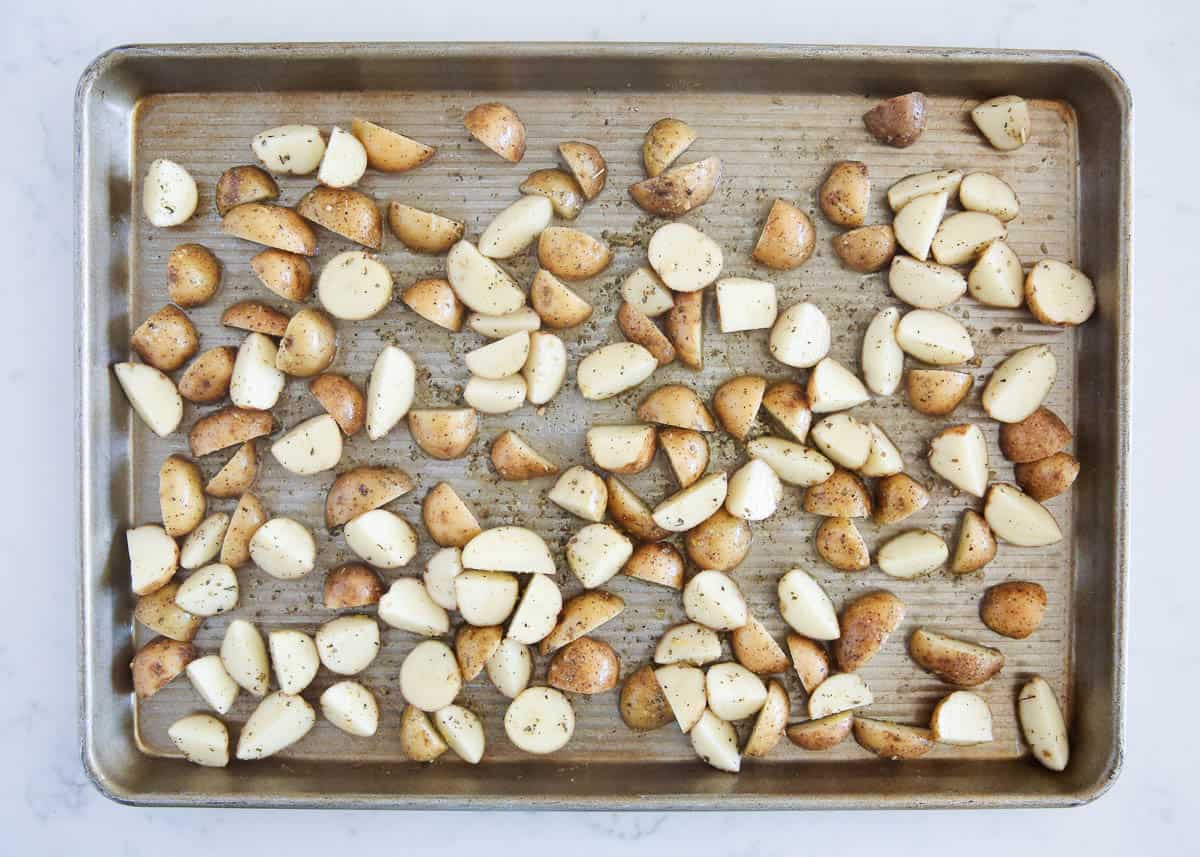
815 517 870 571
980 581 1047 639
167 244 221 307
131 305 199 372
819 161 870 227
907 369 973 416
159 454 206 537
664 292 704 369
833 591 905 672
251 249 312 302
761 381 813 441
803 470 872 518
629 156 721 217
178 346 236 404
520 169 584 220
623 541 685 590
951 509 997 573
862 92 927 148
658 428 709 488
540 590 625 656
537 227 611 281
786 634 830 693
134 581 202 642
455 625 503 681
832 225 896 274
222 300 289 337
402 277 464 331
189 407 274 457
205 441 258 498
400 705 447 762
712 374 766 440
309 373 366 435
222 203 317 256
296 187 382 250
547 637 620 694
422 482 482 548
753 199 816 270
786 711 853 751
559 141 606 199
531 269 592 328
684 508 752 572
643 118 696 177
637 385 716 432
606 476 671 542
490 431 559 480
276 308 336 377
408 409 478 460
220 492 267 568
874 473 930 525
618 302 675 365
908 628 1005 687
998 406 1072 462
464 102 526 162
387 203 465 254
730 616 790 675
1015 452 1080 501
620 664 673 731
852 717 934 759
215 165 279 217
325 466 414 528
323 563 384 608
131 636 196 699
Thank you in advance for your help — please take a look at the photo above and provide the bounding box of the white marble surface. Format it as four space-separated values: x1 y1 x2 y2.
2 0 1187 851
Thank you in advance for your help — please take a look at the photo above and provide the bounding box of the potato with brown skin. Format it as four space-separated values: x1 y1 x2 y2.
658 428 709 488
531 269 592 329
251 249 312 302
297 187 382 249
606 476 671 542
540 590 625 656
520 169 585 219
624 542 685 590
999 406 1072 462
712 375 766 440
402 278 464 331
951 510 997 573
490 431 558 480
537 227 611 281
548 637 620 694
907 369 973 416
787 711 854 750
400 705 448 762
730 614 790 675
464 102 526 162
308 374 365 435
874 473 931 525
221 300 289 337
643 118 696 177
685 508 752 572
206 442 257 498
852 717 935 759
832 225 896 274
559 141 606 199
131 637 196 699
629 156 722 217
804 470 872 518
980 581 1047 639
456 625 503 681
820 161 870 227
617 302 675 365
220 492 267 568
215 165 279 216
325 466 414 528
1015 452 1080 501
350 118 436 172
815 517 870 571
387 203 464 253
408 409 478 460
167 244 221 307
178 346 236 404
744 680 789 757
160 454 205 538
323 564 384 609
620 664 673 730
275 308 336 377
131 305 199 372
761 381 813 442
787 635 830 693
665 291 704 369
753 199 816 270
134 581 202 642
833 591 905 673
909 628 1005 687
189 407 274 458
422 483 481 548
637 385 715 432
862 92 927 148
222 203 317 256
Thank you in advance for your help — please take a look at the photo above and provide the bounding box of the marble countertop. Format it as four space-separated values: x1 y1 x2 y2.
5 0 1186 852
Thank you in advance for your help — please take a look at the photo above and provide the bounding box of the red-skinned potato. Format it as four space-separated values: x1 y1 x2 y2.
863 92 927 148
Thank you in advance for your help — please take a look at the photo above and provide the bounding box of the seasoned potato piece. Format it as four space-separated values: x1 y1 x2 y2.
251 249 312 302
761 381 812 442
618 302 675 365
159 454 205 538
365 345 416 440
264 630 318 695
715 277 778 333
815 517 869 572
1025 259 1097 326
907 369 972 416
929 423 989 497
325 466 413 528
620 664 672 731
523 331 567 406
629 156 722 217
853 717 935 760
388 203 464 254
682 570 747 631
179 513 229 570
315 615 381 676
643 118 696 177
320 681 379 738
168 713 230 767
951 509 997 574
537 227 611 281
896 308 974 365
178 347 235 405
131 637 195 699
456 625 502 680
464 102 526 162
586 424 657 474
540 589 625 656
490 430 558 480
113 362 183 438
135 581 202 642
606 476 671 542
168 243 221 307
753 199 816 270
983 344 1058 423
222 203 317 256
931 690 994 746
275 308 336 377
981 580 1047 639
893 190 948 261
833 225 896 274
779 569 840 640
567 523 633 589
770 302 831 369
323 563 383 609
744 680 790 758
690 710 741 773
191 407 275 460
747 437 834 487
931 211 1007 267
464 374 526 414
344 510 417 570
685 508 752 572
971 95 1031 151
251 517 317 579
400 705 448 762
622 266 675 317
706 662 768 720
576 343 656 400
787 634 830 693
479 195 552 259
810 413 872 469
819 161 869 227
507 574 562 646
712 375 766 440
219 492 267 569
877 529 948 579
221 300 289 337
863 92 926 147
317 251 393 321
559 141 606 199
653 472 728 533
1015 452 1080 501
730 614 790 675
833 591 905 672
889 256 967 309
463 526 556 575
960 172 1020 221
803 469 871 518
142 158 198 227
296 187 382 250
379 577 449 638
230 332 284 410
1018 676 1069 771
874 473 930 525
909 628 1005 687
861 422 904 478
214 165 278 217
649 222 723 292
455 571 519 626
999 406 1072 463
408 408 478 461
547 466 608 522
888 169 963 212
422 547 463 611
351 118 435 172
400 641 463 712
505 686 576 754
131 305 199 373
638 385 715 432
398 278 464 333
725 459 782 522
548 637 620 694
520 168 584 219
486 639 533 699
306 374 364 436
422 482 481 548
317 126 367 187
432 705 486 765
787 711 854 751
654 663 707 733
220 619 269 697
531 269 592 329
205 441 257 499
655 622 722 666
808 673 873 719
984 483 1063 546
252 124 324 174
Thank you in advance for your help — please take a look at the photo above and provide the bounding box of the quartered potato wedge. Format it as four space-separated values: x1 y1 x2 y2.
608 477 671 542
321 681 379 737
622 266 675 317
455 571 519 626
810 413 872 469
577 342 656 400
432 705 486 765
861 306 904 396
1018 676 1069 771
877 530 949 579
252 125 324 175
1025 260 1097 326
814 516 869 572
747 437 834 487
143 159 199 228
819 160 869 227
621 664 673 732
643 118 696 177
317 126 367 188
520 169 585 219
559 141 606 199
909 628 1005 687
296 187 383 250
931 211 1006 266
366 345 416 440
324 465 413 528
683 570 748 631
982 344 1057 423
960 172 1020 221
236 692 316 761
647 222 723 291
971 95 1031 151
969 240 1024 307
928 423 989 497
479 196 552 259
586 424 656 474
730 615 790 676
833 591 905 673
447 241 525 315
464 102 526 162
690 710 741 773
808 673 873 719
567 523 633 589
654 664 707 733
888 169 963 212
896 309 974 365
655 622 722 666
168 714 229 768
630 156 722 218
706 662 767 721
777 568 840 640
487 639 534 698
268 630 319 695
653 472 728 533
271 414 342 476
769 302 830 368
860 422 904 477
400 640 463 712
715 277 778 333
889 256 966 309
378 578 449 636
803 469 872 518
931 691 994 746
547 466 608 522
522 331 567 405
408 408 478 460
490 430 557 480
853 717 934 760
388 203 464 254
114 362 183 438
753 199 816 270
712 374 766 440
984 483 1063 546
351 118 435 172
531 269 592 329
624 541 685 590
537 227 611 281
787 711 854 752
893 190 948 261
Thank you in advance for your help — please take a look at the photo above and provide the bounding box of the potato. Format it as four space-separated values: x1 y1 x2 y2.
388 203 464 254
980 580 1047 640
113 362 183 438
833 225 896 274
505 686 576 754
1025 259 1097 326
983 345 1057 424
906 369 972 416
853 718 935 760
685 508 752 572
577 342 656 401
277 309 338 378
653 472 728 533
455 571 519 626
897 308 974 365
567 523 633 588
464 102 525 162
985 483 1063 546
759 382 811 443
861 422 904 478
753 199 816 270
874 473 930 525
638 385 715 433
607 476 671 542
1016 452 1080 501
658 292 701 370
401 705 448 762
559 141 606 199
999 408 1071 464
712 375 765 440
324 563 383 609
819 161 870 226
220 619 269 696
625 541 685 590
548 637 620 694
706 662 768 721
622 266 675 317
507 574 562 645
909 628 1005 687
446 241 526 315
317 250 393 322
248 250 310 305
400 640 463 712
648 222 724 292
931 690 994 746
888 169 963 212
968 240 1024 307
423 482 481 548
630 156 722 217
747 437 833 487
810 413 872 469
540 589 625 655
714 277 778 334
321 680 379 738
730 614 789 675
465 331 530 380
787 711 854 751
618 302 675 366
134 581 201 641
889 256 967 309
372 581 445 636
432 705 486 764
229 333 284 411
351 117 435 172
267 629 319 694
305 374 363 436
971 95 1031 151
406 408 478 461
743 679 789 758
726 459 782 521
462 525 555 575
683 569 748 631
215 165 279 217
520 169 584 219
832 590 905 673
490 430 558 480
929 423 989 497
142 158 198 227
464 374 526 414
620 664 673 731
221 300 289 337
531 269 592 329
931 211 1007 266
219 492 267 568
654 664 707 733
690 709 740 773
366 344 416 440
175 562 238 617
479 195 552 259
808 673 873 719
815 517 869 572
325 465 413 528
177 347 235 405
877 529 948 579
769 301 831 368
131 636 195 699
397 281 463 336
950 510 996 574
158 454 205 538
126 524 179 596
251 124 324 174
131 305 199 373
537 227 611 281
486 644 535 705
344 509 418 569
803 469 871 518
787 634 830 693
250 517 316 579
456 624 502 680
180 513 229 569
222 203 317 256
960 172 1020 221
236 692 316 761
166 244 221 309
547 466 608 522
643 118 696 177
1018 676 1069 771
296 187 383 249
316 615 380 675
778 568 840 640
893 190 948 261
168 713 229 768
421 547 462 611
522 331 567 405
586 425 656 475
864 91 927 146
655 622 722 666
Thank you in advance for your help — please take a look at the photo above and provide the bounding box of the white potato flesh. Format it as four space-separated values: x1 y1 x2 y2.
654 664 707 732
464 331 530 380
777 569 840 640
893 190 948 261
586 424 655 472
507 574 562 645
522 331 567 405
236 692 316 760
505 687 575 754
271 414 343 475
931 211 1007 266
186 655 239 715
454 571 520 625
621 266 675 317
567 523 633 588
655 622 723 666
479 195 553 258
344 509 417 569
175 563 238 616
268 629 319 694
422 547 462 611
230 333 285 410
960 173 1020 221
725 459 782 521
113 362 182 438
896 310 974 365
887 169 963 212
716 278 778 333
985 483 1063 546
378 577 450 636
127 524 179 595
647 222 724 292
861 306 904 396
877 530 949 578
889 256 967 309
969 240 1024 307
143 158 198 227
683 570 748 631
318 251 394 321
168 714 229 767
576 342 657 400
982 345 1057 423
971 96 1031 151
401 640 463 712
705 662 768 721
447 241 525 315
808 673 873 719
747 437 834 486
769 302 831 368
463 526 555 574
463 374 527 414
860 423 904 477
808 357 870 413
810 414 873 469
486 638 533 698
653 472 729 533
221 619 269 697
317 126 368 188
690 709 740 772
933 691 994 745
179 513 229 570
320 680 379 737
366 345 416 439
252 124 325 174
468 307 541 339
1018 676 1069 771
929 424 989 497
1026 260 1096 326
547 466 608 521
316 615 381 675
249 517 316 579
433 705 485 764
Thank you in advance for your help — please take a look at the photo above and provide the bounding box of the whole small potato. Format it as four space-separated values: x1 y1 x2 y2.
820 161 870 227
1015 452 1080 501
547 637 620 695
753 199 816 270
537 227 611 281
684 508 752 572
178 346 236 404
276 308 337 377
323 563 384 609
309 373 366 435
832 225 896 274
251 249 312 302
131 305 200 372
863 92 927 148
167 244 221 307
980 581 1047 639
215 164 279 216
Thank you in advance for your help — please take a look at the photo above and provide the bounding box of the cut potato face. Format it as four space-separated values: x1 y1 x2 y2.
321 680 379 737
463 526 555 575
366 345 416 440
653 472 728 533
271 414 342 476
960 172 1020 221
317 126 367 188
586 424 656 474
808 673 873 719
249 517 316 580
317 251 393 321
833 590 905 673
547 466 608 522
630 157 722 218
268 629 319 695
576 342 656 400
567 523 633 589
175 563 238 617
968 240 1024 307
803 469 872 518
654 664 706 733
456 625 502 681
778 569 840 640
135 582 201 641
422 547 463 611
186 655 239 715
378 577 450 636
1025 259 1097 326
971 95 1030 151
861 306 904 396
984 483 1063 546
810 414 872 469
618 302 675 366
454 571 519 626
874 473 930 525
752 199 816 270
888 170 963 212
683 570 748 631
690 709 740 773
316 615 380 676
252 125 324 174
982 345 1057 423
622 266 675 317
114 363 183 438
769 302 831 369
747 437 834 486
893 190 948 261
547 637 620 694
447 241 525 315
725 459 782 521
761 382 812 442
180 513 230 570
931 211 1007 266
220 619 269 697
705 662 768 721
932 691 994 746
743 681 790 755
400 640 463 712
464 102 526 162
479 195 553 259
432 705 486 764
877 530 949 578
531 269 592 329
523 331 567 405
520 169 584 219
468 307 541 339
861 423 904 477
808 357 869 413
127 524 179 596
655 622 722 666
814 516 869 572
464 332 530 380
907 369 973 416
889 256 967 309
909 628 1005 687
143 158 198 227
168 714 229 768
465 374 526 414
1018 676 1069 771
897 309 974 365
231 333 285 411
787 634 830 694
952 509 997 573
507 574 562 645
236 692 316 761
408 408 478 460
490 430 557 480
928 423 989 497
647 223 723 292
505 687 576 754
853 717 935 760
787 711 854 751
344 509 417 569
715 277 778 333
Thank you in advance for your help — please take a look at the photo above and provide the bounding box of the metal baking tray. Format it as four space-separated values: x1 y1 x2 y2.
76 43 1131 809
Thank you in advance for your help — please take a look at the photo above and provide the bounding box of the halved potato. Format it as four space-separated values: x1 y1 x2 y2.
893 190 948 261
378 578 450 636
620 664 673 731
400 640 462 712
787 634 830 693
296 187 382 249
223 203 317 256
479 195 552 259
833 224 896 274
317 126 367 188
344 509 418 569
142 159 198 227
179 513 229 570
877 530 948 579
236 692 316 760
252 124 324 174
861 423 904 478
683 570 748 631
960 172 1020 221
810 413 872 469
624 541 685 590
131 305 199 372
618 302 675 365
983 345 1057 423
490 430 557 480
654 663 706 732
408 408 478 460
230 332 285 410
747 437 834 486
486 639 534 698
366 345 416 440
455 571 520 626
567 523 633 588
833 590 904 673
548 637 620 694
315 615 380 676
777 568 840 640
131 636 195 699
643 118 696 177
317 250 393 321
168 713 229 768
715 277 778 333
1016 452 1080 501
220 619 269 696
455 624 502 680
819 161 869 227
787 711 853 751
135 581 201 641
769 302 831 368
432 705 486 764
1018 676 1069 771
684 508 751 572
713 375 766 440
402 278 464 332
909 628 1005 687
622 266 675 317
725 459 782 522
969 240 1024 307
324 563 384 609
520 169 584 219
214 165 278 217
653 472 728 532
889 256 967 309
548 466 608 522
159 454 205 538
809 673 873 719
522 331 567 405
577 342 656 400
929 423 989 497
874 473 930 525
853 717 934 760
951 509 997 573
270 414 342 476
586 424 656 474
422 547 463 611
815 516 869 572
647 222 723 292
862 91 927 147
665 290 704 370
761 381 813 442
249 517 316 579
537 227 611 281
179 346 236 405
464 332 529 380
464 102 526 162
127 524 179 596
447 241 526 316
539 589 625 656
251 249 311 303
730 614 790 675
931 690 994 745
999 406 1072 463
531 269 592 329
321 681 379 737
559 141 606 199
744 680 790 758
325 465 413 528
981 580 1047 639
221 300 289 336
630 156 722 217
175 562 238 617
388 203 464 254
907 369 973 416
861 306 904 396
690 710 740 772
351 118 435 172
606 476 671 542
638 385 716 432
655 622 722 666
505 686 576 754
423 482 481 548
463 525 555 575
803 469 872 518
752 199 815 270
507 574 562 645
400 705 448 762
267 629 319 694
984 483 1063 546
888 169 963 212
971 95 1030 151
1025 259 1097 326
219 492 267 569
706 662 768 720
